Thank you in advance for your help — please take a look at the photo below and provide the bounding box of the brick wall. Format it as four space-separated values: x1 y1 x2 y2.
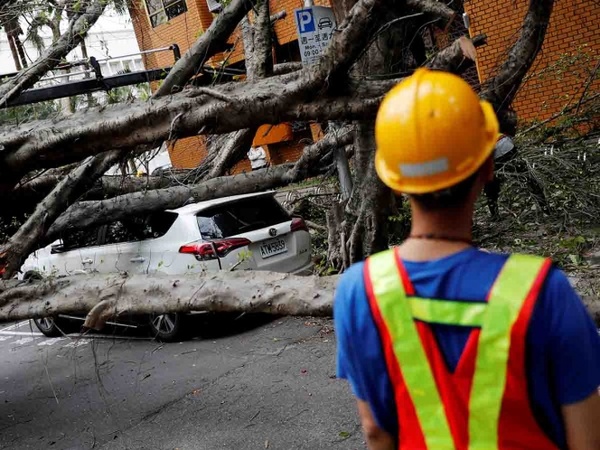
464 0 600 123
128 0 334 170
129 0 214 70
167 136 208 168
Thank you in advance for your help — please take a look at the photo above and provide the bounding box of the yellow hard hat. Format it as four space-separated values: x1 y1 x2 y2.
375 68 499 194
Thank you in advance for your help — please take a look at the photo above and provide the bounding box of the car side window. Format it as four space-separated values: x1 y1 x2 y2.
102 212 178 245
61 226 103 251
146 212 177 239
104 220 144 245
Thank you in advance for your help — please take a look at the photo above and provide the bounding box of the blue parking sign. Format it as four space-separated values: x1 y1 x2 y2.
295 9 315 33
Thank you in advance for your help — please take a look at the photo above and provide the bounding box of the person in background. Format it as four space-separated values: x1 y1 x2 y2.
485 133 550 217
247 145 268 170
334 68 600 450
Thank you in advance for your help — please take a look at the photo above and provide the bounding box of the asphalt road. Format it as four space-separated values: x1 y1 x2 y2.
0 315 363 450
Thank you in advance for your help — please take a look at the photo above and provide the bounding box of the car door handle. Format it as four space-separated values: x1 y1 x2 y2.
130 257 146 263
82 259 93 265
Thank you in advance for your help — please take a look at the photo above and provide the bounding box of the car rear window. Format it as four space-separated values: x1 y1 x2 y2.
196 195 290 239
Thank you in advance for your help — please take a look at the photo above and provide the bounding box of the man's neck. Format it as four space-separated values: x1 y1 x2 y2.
396 202 474 262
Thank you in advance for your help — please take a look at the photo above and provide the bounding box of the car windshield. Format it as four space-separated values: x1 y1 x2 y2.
196 195 290 239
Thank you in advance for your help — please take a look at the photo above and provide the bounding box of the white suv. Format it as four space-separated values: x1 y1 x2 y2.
22 192 312 340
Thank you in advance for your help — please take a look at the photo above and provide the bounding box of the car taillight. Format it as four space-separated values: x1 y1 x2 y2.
179 238 251 261
291 217 308 232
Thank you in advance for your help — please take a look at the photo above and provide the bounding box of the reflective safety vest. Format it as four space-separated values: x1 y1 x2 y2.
364 248 559 450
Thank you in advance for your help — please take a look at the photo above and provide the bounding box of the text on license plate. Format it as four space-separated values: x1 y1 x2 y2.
260 239 287 259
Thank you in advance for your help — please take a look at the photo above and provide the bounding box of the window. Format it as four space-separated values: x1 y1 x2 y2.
196 195 290 239
145 0 187 28
102 212 178 245
56 226 103 252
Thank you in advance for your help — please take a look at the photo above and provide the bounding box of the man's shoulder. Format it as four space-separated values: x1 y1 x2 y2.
336 261 367 295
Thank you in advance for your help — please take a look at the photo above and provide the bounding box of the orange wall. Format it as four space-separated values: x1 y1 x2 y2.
129 0 334 170
129 0 214 70
465 0 600 123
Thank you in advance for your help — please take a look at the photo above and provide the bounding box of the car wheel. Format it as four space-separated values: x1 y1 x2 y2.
148 313 186 342
33 317 76 337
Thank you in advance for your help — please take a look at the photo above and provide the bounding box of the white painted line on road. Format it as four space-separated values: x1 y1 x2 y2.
37 338 66 346
0 330 44 337
64 339 91 348
0 321 30 332
13 337 38 345
0 330 153 341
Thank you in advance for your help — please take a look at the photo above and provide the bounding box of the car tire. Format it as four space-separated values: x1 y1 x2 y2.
33 316 77 337
148 313 186 342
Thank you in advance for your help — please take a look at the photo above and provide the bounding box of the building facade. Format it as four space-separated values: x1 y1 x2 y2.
127 0 599 170
464 0 599 124
128 0 331 172
0 6 144 84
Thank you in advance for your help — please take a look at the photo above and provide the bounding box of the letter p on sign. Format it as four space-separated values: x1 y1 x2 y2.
296 9 315 33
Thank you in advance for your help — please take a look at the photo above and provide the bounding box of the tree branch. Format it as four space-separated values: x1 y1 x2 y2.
0 77 391 177
427 36 477 73
41 127 349 245
0 0 107 107
0 271 597 328
154 0 257 97
0 272 337 328
0 150 122 278
480 0 555 117
406 0 456 29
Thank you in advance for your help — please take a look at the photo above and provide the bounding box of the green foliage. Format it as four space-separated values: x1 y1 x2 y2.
0 100 59 126
0 215 27 244
387 198 411 246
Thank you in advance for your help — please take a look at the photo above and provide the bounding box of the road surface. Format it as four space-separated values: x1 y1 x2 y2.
0 315 363 450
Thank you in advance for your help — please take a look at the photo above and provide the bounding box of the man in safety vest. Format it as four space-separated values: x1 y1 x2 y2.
334 68 600 450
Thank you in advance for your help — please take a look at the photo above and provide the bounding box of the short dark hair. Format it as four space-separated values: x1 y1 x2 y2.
409 171 479 210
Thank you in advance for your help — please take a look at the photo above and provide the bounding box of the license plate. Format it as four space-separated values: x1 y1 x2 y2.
260 238 287 259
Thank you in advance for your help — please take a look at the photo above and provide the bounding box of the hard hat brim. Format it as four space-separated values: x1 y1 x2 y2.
375 100 499 194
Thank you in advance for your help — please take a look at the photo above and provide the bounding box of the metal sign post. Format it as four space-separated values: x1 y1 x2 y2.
294 6 337 66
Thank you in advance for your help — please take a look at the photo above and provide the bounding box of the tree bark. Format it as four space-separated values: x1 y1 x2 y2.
0 272 597 328
0 151 122 278
0 77 388 180
192 1 275 182
0 272 338 329
153 0 257 97
325 1 400 271
42 128 343 246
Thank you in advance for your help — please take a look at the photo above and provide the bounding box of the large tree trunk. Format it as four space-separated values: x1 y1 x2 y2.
0 151 123 278
327 122 392 271
326 1 401 270
0 272 597 328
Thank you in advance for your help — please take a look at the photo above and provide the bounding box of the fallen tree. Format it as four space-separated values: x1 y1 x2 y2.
0 272 597 329
4 0 590 323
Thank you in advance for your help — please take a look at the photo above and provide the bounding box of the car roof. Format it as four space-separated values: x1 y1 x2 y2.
167 191 276 215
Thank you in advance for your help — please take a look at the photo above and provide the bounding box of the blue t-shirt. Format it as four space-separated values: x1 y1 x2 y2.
334 248 600 449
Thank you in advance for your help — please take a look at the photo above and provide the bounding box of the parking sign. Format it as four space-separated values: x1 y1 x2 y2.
295 9 315 33
294 6 336 66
